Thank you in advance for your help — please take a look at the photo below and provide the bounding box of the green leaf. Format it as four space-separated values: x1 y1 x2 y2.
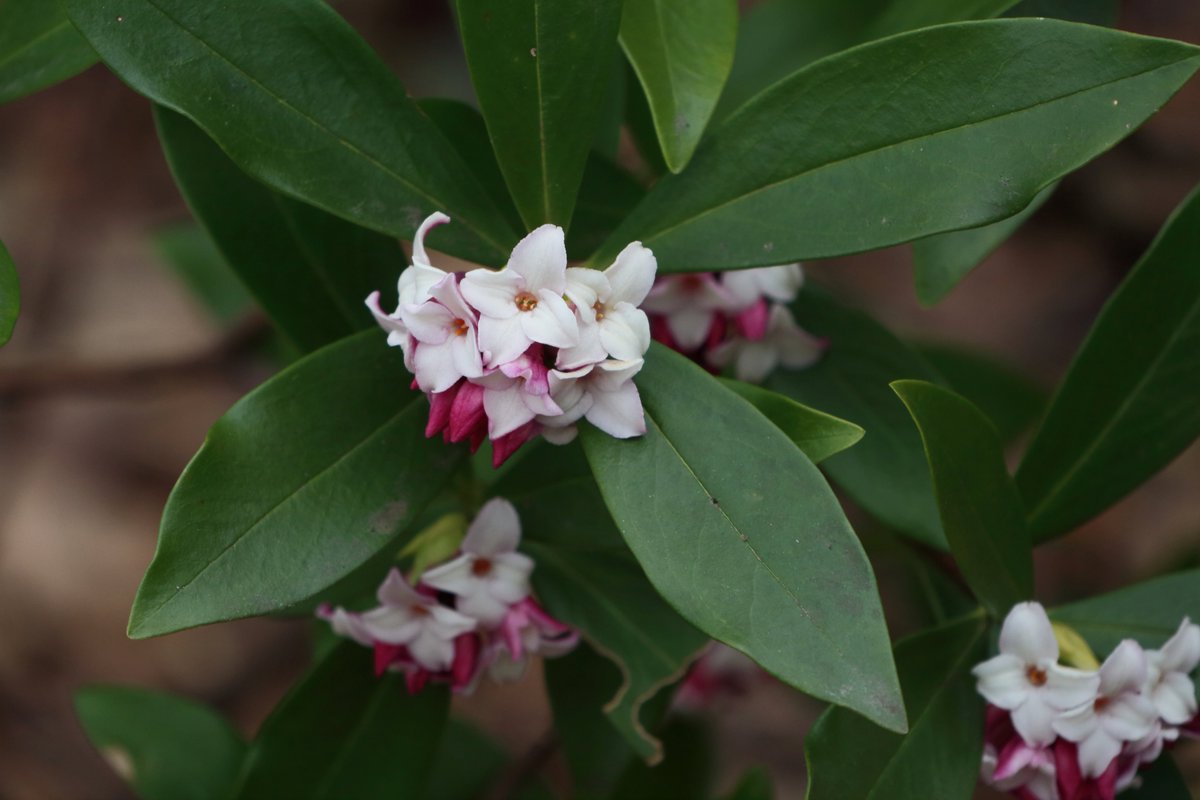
916 343 1045 444
66 0 517 264
1123 755 1192 799
625 61 669 180
0 0 97 104
805 615 987 800
609 716 713 799
128 331 464 638
455 0 624 229
229 643 449 799
155 107 401 353
425 719 509 800
862 0 1016 40
913 182 1056 306
1050 569 1200 654
497 447 707 761
570 156 645 261
582 344 905 733
0 239 17 346
892 380 1032 616
1008 0 1120 26
153 224 253 323
596 20 1200 271
721 768 774 800
1017 185 1200 541
618 0 737 173
766 292 947 549
75 686 245 800
719 378 864 463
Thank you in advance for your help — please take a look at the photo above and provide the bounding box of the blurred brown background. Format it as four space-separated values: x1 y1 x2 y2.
1 1 1199 798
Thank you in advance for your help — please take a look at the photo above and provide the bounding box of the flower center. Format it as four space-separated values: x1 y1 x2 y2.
515 292 538 312
1026 665 1048 687
452 318 469 337
593 300 606 320
1094 696 1111 713
471 558 493 577
409 603 430 618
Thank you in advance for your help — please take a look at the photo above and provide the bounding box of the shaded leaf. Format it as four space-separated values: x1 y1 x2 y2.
229 643 448 799
455 0 624 228
583 344 905 733
426 719 509 800
1123 755 1191 799
153 223 253 323
893 380 1032 616
625 61 669 180
619 0 738 173
721 768 774 800
1017 185 1200 541
767 292 947 549
75 686 245 800
570 156 645 261
0 240 17 346
597 20 1200 271
720 378 864 463
916 343 1045 444
1007 0 1120 25
128 332 464 638
805 615 987 800
0 0 96 104
1050 569 1200 654
66 0 517 263
609 716 713 799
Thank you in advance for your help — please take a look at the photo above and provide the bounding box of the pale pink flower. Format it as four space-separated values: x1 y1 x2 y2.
558 241 656 368
642 273 733 351
402 277 484 393
486 597 579 682
708 304 825 383
1144 618 1200 724
539 358 646 442
721 264 804 310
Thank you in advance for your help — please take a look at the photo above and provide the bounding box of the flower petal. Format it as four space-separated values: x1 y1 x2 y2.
1042 664 1100 711
585 377 646 438
973 653 1029 710
414 341 470 394
365 291 406 337
1010 693 1058 745
1099 694 1157 742
999 602 1059 664
478 314 532 368
734 341 780 383
1098 639 1147 697
463 498 522 556
507 224 567 292
599 304 651 361
1159 618 1200 674
667 306 719 351
1075 728 1122 779
522 291 580 349
1154 671 1199 724
483 382 538 439
411 212 451 268
564 267 608 317
461 268 521 319
420 554 476 595
604 241 657 306
376 567 422 607
402 301 454 344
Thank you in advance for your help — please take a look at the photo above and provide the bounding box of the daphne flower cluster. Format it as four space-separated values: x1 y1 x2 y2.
975 602 1200 799
366 213 657 466
317 498 577 694
643 264 825 383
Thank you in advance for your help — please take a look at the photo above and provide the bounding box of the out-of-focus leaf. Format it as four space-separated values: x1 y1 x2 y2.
570 157 645 260
720 378 864 463
913 183 1056 306
455 0 623 229
67 0 517 264
583 344 906 733
127 332 464 638
619 0 738 173
1123 755 1191 799
1007 0 1120 25
1017 185 1200 541
153 224 253 323
0 0 96 104
609 717 713 799
0 240 17 346
596 20 1200 271
893 381 1032 616
767 292 947 550
75 686 245 800
1050 569 1200 654
721 768 774 800
805 615 987 800
916 344 1045 444
426 720 509 800
229 643 448 799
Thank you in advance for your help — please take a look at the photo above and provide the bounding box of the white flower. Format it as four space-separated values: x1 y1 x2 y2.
1144 618 1200 724
708 304 824 383
558 241 656 368
421 498 534 627
642 273 732 351
460 224 579 367
721 264 804 310
539 358 646 441
475 346 562 439
973 602 1100 745
1052 639 1157 777
401 276 484 393
486 597 579 682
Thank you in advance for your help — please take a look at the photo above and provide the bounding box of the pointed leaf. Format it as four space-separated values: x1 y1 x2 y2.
1050 569 1200 654
153 224 253 324
128 332 464 638
229 643 448 799
766 293 947 549
892 380 1032 616
916 344 1045 444
596 20 1200 270
0 0 96 104
619 0 737 173
805 615 987 800
75 686 245 800
1017 185 1200 541
455 0 624 228
0 240 17 346
720 378 864 464
582 344 906 733
66 0 517 264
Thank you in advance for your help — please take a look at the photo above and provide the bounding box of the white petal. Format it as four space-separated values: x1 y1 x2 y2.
413 341 467 394
1052 703 1098 742
1098 639 1147 697
450 332 485 380
1153 671 1199 724
1076 728 1122 779
999 602 1059 664
564 267 608 315
401 301 453 344
1099 694 1157 742
376 568 422 607
461 268 521 319
428 604 478 638
456 590 512 627
599 304 651 361
420 554 476 595
463 498 522 556
1042 664 1100 711
769 305 825 369
585 378 646 438
489 553 535 601
972 653 1028 709
483 383 538 438
360 606 422 645
478 314 532 368
667 306 717 351
590 358 644 392
365 291 406 338
521 291 579 348
1010 693 1058 745
507 224 567 293
1159 618 1200 674
397 262 448 306
603 241 657 306
734 341 780 383
541 424 578 445
411 212 451 268
321 607 375 647
408 627 455 671
555 318 607 370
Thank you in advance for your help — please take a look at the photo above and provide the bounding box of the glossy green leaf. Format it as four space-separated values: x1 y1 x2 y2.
0 240 17 346
128 332 464 638
570 156 645 261
156 107 401 353
592 55 627 161
609 716 713 799
230 643 448 799
721 768 774 800
1017 185 1200 541
66 0 517 264
913 183 1056 306
1050 569 1200 654
497 447 707 761
583 344 906 733
425 720 509 800
153 223 253 323
805 615 987 800
625 61 669 180
893 380 1032 616
766 293 947 549
1124 755 1191 800
75 686 245 800
455 0 624 229
916 344 1045 444
619 0 737 173
597 20 1200 271
719 378 864 463
0 0 96 104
